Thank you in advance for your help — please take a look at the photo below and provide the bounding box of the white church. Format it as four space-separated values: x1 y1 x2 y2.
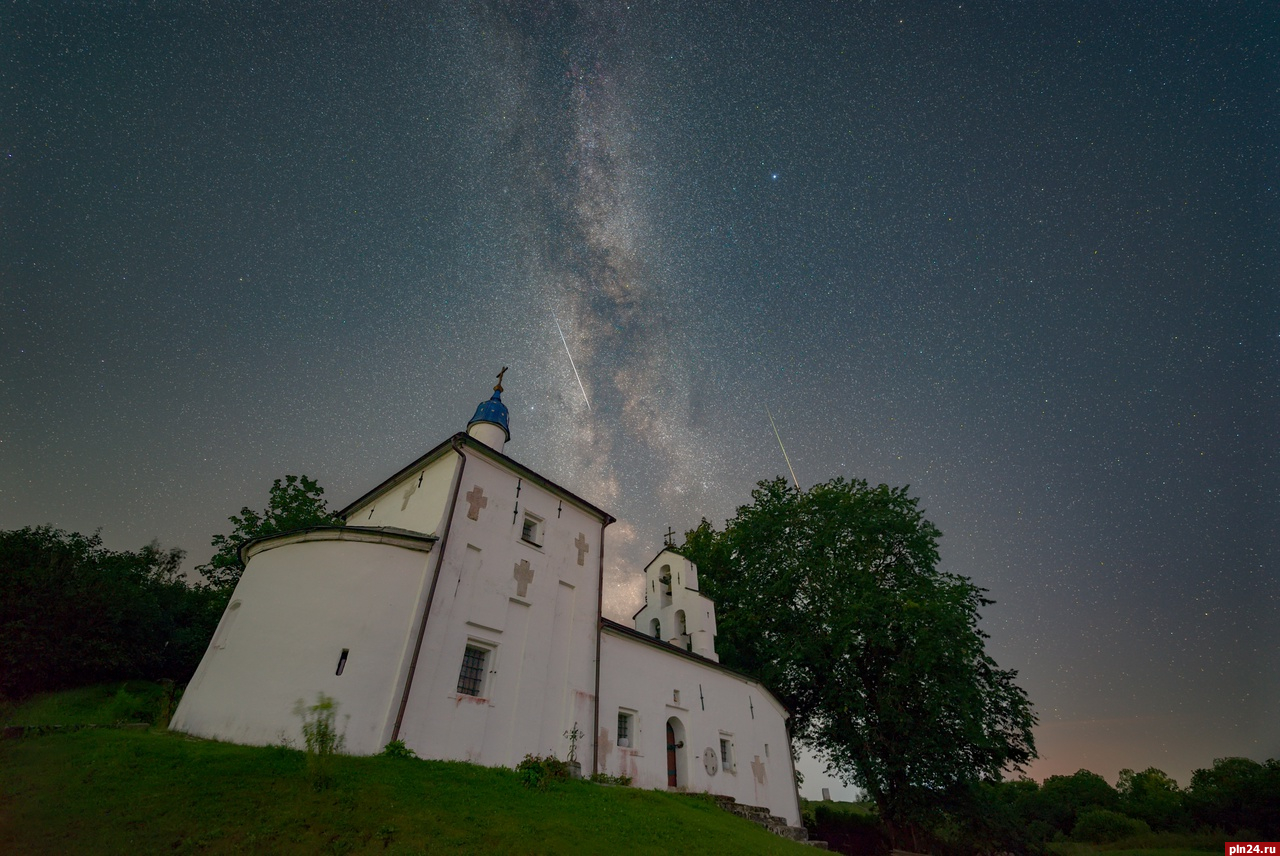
171 375 801 825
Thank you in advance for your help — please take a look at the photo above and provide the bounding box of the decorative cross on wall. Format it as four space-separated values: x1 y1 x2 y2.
574 533 589 566
513 559 534 598
465 485 488 520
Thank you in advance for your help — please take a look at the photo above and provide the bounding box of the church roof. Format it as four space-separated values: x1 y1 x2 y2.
642 545 687 568
467 389 510 441
337 432 614 525
239 525 437 564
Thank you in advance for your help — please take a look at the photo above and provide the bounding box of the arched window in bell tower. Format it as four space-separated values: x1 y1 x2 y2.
650 618 661 639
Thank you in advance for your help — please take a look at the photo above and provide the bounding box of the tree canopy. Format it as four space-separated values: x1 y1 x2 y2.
197 474 342 589
683 476 1037 839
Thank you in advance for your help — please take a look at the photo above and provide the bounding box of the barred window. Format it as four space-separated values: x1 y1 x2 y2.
457 645 488 697
617 711 634 748
521 513 543 546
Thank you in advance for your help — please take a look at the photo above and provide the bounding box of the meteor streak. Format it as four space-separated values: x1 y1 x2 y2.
552 311 592 410
765 403 800 490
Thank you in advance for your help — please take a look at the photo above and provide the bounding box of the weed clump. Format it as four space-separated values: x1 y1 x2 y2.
380 739 417 760
293 693 347 790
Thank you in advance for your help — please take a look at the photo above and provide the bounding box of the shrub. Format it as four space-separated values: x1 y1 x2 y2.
380 739 417 760
1072 809 1150 843
106 687 153 724
589 772 632 786
516 754 569 790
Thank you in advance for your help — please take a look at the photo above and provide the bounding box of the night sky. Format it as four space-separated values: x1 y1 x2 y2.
3 2 1276 797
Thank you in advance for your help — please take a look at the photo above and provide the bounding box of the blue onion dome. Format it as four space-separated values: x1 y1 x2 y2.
468 368 511 441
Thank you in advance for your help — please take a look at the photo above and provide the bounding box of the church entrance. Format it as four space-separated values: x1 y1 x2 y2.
666 721 677 787
665 717 685 788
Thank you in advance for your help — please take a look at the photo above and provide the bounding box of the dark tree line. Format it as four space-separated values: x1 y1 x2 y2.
937 761 1280 854
0 526 225 698
810 761 1279 856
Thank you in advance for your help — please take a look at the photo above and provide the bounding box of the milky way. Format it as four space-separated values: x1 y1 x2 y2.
467 2 725 601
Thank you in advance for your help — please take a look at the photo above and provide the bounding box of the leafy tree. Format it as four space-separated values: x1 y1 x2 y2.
684 476 1036 844
939 778 1050 856
1038 769 1120 833
1187 757 1280 837
198 475 342 589
1117 767 1185 831
0 526 219 697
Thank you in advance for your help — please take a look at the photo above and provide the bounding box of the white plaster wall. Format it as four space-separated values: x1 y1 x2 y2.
171 537 435 754
597 630 801 827
396 449 605 770
345 452 458 536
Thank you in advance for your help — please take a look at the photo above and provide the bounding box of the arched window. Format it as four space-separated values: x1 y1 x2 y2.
659 564 673 607
650 618 661 639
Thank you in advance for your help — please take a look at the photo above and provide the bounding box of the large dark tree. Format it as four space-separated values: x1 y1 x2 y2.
1035 769 1120 834
684 476 1037 842
1116 767 1186 831
197 474 342 589
1188 757 1280 837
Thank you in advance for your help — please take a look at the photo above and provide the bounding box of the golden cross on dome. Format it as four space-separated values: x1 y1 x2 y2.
494 366 508 392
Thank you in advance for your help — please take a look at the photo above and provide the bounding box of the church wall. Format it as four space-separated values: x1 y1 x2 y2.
395 449 604 770
170 537 435 755
597 630 801 826
343 451 458 536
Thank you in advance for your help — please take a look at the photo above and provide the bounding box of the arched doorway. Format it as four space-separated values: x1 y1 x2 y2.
665 717 686 789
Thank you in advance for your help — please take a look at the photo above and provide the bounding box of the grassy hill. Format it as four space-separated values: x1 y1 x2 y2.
0 683 814 855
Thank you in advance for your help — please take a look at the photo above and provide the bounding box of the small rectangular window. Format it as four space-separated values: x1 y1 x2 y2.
520 513 543 546
617 711 634 748
457 645 488 697
335 648 349 676
720 736 735 772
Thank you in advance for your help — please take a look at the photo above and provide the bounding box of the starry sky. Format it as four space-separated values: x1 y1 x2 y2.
3 1 1276 797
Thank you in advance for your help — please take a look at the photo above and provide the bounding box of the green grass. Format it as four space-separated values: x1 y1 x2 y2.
1 680 170 727
0 686 813 855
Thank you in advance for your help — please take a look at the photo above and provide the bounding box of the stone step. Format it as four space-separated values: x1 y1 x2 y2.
712 795 825 847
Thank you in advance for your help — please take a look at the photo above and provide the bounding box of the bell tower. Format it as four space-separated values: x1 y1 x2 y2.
632 547 719 662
